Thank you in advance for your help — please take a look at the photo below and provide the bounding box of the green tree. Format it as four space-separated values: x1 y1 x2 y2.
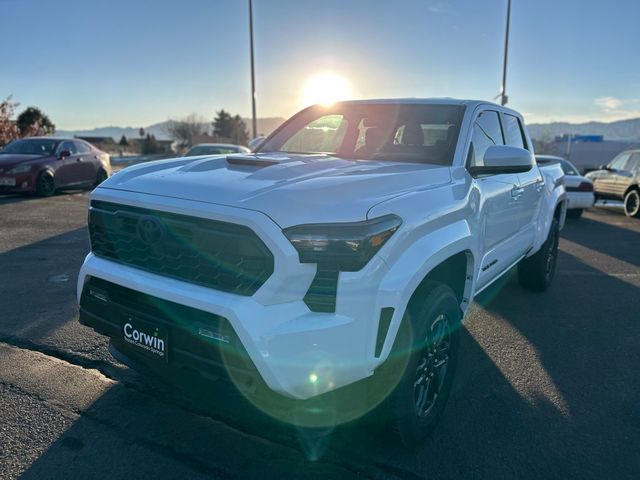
212 110 249 145
118 135 129 147
16 106 55 136
141 134 163 154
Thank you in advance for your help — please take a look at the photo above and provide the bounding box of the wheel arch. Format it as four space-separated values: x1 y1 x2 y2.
374 222 475 366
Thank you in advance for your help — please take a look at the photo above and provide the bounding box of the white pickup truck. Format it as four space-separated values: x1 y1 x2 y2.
78 99 565 446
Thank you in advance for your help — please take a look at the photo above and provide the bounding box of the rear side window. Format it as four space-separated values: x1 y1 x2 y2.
467 110 504 167
75 141 91 154
503 114 527 149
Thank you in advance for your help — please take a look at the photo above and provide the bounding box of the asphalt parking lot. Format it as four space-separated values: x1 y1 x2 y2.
1 191 639 480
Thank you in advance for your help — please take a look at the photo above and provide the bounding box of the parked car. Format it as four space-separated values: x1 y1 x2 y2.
0 137 110 196
536 155 594 218
585 149 640 218
184 143 250 157
77 99 566 447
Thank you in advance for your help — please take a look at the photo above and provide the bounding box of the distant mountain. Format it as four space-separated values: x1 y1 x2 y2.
56 117 286 142
528 117 640 142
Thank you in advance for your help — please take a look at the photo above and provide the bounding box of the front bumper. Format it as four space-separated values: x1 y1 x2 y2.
77 189 394 400
567 191 595 210
0 174 35 193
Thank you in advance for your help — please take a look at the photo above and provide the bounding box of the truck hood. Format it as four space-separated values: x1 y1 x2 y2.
100 153 452 227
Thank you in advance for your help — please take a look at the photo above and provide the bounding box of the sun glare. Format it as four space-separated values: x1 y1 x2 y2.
300 72 353 107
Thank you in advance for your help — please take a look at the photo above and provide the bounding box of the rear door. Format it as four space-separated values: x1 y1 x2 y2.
504 113 543 246
74 140 98 183
467 110 526 292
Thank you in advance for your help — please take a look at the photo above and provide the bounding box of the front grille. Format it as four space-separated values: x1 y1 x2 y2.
88 200 274 296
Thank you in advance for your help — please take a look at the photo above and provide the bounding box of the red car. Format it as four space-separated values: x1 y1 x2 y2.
0 137 110 196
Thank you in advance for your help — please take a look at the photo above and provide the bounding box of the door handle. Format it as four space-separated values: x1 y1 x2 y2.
76 157 83 162
511 186 525 199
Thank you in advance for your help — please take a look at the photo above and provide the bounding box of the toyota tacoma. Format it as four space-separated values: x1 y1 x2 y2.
78 99 566 446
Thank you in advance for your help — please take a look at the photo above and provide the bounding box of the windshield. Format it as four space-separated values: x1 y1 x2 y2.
1 138 59 156
258 103 465 165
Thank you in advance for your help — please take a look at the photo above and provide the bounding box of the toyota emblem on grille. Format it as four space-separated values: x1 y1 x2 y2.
136 216 165 244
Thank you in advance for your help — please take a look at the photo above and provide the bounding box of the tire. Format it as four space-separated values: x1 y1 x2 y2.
384 281 460 448
566 208 583 219
35 171 56 197
623 189 640 218
518 217 559 291
94 169 108 187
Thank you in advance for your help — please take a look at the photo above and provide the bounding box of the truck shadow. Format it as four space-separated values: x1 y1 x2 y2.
13 228 640 479
0 228 102 353
563 209 640 268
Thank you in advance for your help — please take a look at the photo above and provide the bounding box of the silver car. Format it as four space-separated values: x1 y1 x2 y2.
184 143 250 157
536 155 594 218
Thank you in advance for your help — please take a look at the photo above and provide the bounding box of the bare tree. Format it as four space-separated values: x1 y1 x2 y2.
164 114 207 149
0 96 20 147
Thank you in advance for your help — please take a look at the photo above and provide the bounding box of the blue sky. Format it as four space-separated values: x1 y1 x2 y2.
2 0 638 129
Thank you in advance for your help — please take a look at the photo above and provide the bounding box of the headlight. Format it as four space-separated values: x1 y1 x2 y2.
283 214 402 271
6 164 33 175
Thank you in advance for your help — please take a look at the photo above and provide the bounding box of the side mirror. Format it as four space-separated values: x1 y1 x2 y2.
58 150 71 159
469 145 533 176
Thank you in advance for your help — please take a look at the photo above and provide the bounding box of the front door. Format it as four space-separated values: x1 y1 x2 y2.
466 109 526 292
55 141 83 186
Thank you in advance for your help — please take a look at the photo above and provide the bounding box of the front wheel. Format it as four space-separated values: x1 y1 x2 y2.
624 189 640 218
35 171 56 197
383 281 460 448
518 217 559 291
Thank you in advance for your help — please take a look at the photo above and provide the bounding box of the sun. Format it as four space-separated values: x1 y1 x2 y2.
300 72 353 107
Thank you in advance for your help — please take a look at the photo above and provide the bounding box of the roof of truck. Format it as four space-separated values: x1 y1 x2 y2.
333 98 522 117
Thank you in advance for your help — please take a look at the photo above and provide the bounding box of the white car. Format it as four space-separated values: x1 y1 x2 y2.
536 155 594 218
77 99 565 446
184 143 250 157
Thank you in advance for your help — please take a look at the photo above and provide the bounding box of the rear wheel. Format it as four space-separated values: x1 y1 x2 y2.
35 171 56 197
518 217 559 291
383 282 460 448
94 169 108 187
567 208 583 219
624 189 640 218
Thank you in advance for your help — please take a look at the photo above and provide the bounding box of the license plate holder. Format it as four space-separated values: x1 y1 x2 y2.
0 177 16 186
121 315 169 363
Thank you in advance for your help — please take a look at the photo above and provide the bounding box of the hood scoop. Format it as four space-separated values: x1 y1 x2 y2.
226 154 283 167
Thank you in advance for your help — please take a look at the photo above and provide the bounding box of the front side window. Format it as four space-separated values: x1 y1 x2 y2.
467 110 504 167
259 103 465 165
59 141 77 155
608 152 631 170
503 114 526 149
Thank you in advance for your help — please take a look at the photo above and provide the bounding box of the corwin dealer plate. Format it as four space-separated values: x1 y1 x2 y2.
121 315 168 363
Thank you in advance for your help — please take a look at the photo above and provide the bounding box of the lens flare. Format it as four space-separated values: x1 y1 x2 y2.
300 72 353 107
